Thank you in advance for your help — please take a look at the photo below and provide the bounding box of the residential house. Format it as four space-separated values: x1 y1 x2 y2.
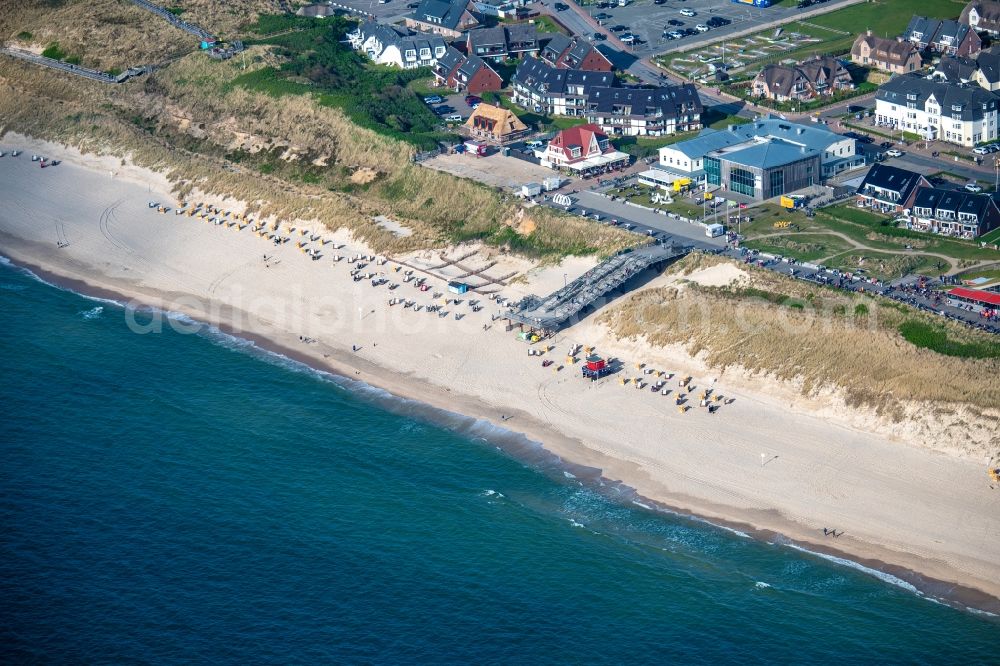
463 103 529 143
854 164 931 214
539 34 613 71
933 54 980 83
432 46 502 93
933 47 1000 91
961 0 1000 37
511 57 697 136
874 73 1000 146
910 187 1000 237
505 24 540 59
903 16 982 57
751 56 854 102
349 21 447 69
658 118 862 198
584 84 703 137
851 31 922 74
406 0 480 38
540 123 630 173
465 24 539 62
511 56 614 117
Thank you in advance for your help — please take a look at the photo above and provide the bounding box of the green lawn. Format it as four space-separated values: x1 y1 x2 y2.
743 233 854 263
406 77 441 97
979 227 1000 244
954 267 1000 281
822 250 949 281
741 202 1000 266
615 132 699 158
703 108 751 130
549 116 590 130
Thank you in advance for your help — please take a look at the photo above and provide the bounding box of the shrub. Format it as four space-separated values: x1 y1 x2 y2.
898 320 1000 359
42 42 67 60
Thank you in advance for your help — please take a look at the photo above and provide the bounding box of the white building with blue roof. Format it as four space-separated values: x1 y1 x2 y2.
647 117 863 199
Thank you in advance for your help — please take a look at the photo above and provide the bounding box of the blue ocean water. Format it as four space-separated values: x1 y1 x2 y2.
0 258 997 664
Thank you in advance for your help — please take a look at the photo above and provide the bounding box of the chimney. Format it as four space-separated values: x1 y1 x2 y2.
867 29 872 37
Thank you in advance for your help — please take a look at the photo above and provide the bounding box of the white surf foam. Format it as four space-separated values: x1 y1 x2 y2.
783 543 920 595
79 306 104 320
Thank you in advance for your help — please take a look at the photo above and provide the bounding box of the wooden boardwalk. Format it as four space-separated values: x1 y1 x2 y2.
507 243 690 332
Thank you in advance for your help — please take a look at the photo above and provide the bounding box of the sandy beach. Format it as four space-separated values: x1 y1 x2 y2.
2 133 998 614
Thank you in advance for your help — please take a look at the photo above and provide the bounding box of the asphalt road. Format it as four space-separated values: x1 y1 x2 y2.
539 183 726 251
539 179 999 336
728 248 1000 334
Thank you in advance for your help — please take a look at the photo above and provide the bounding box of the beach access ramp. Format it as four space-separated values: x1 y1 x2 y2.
506 243 690 332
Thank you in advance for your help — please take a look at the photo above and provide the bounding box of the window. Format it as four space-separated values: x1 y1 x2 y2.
730 167 756 197
768 170 784 198
705 157 721 186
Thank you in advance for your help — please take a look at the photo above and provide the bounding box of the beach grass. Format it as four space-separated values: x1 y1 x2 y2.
0 40 634 260
601 254 1000 414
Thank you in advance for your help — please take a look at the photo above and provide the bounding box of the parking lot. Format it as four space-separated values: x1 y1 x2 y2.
423 91 480 124
423 151 558 190
315 0 413 22
560 0 856 59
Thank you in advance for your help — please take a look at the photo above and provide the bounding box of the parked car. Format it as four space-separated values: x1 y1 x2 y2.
879 141 893 148
465 95 480 106
406 1 419 6
610 24 627 32
973 145 991 155
620 33 636 43
885 148 903 158
593 32 607 40
667 19 684 26
445 114 463 123
594 12 612 20
525 140 545 149
707 16 730 27
680 8 696 16
965 182 983 192
423 95 443 104
654 0 666 4
667 30 684 39
554 2 569 10
695 24 710 32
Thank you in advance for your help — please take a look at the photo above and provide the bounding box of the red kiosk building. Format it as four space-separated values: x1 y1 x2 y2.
582 354 612 380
